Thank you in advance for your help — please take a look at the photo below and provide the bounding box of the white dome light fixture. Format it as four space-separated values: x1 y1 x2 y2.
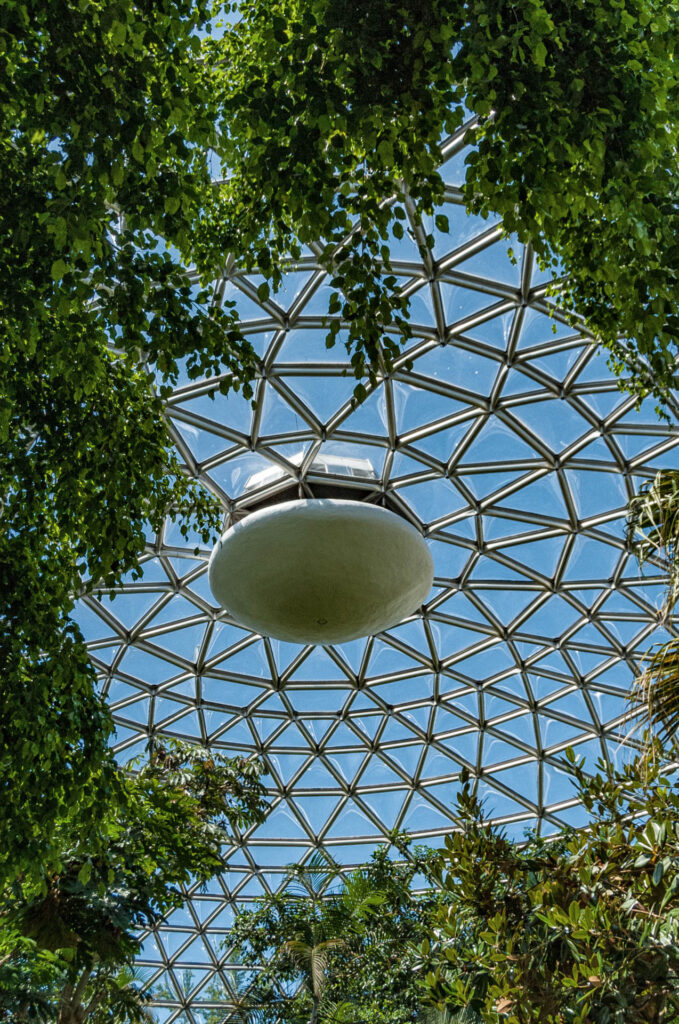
208 498 434 645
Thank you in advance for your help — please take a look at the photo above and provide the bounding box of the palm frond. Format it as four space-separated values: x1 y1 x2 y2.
285 851 341 899
418 1006 482 1024
320 998 361 1024
222 993 264 1024
279 937 347 998
627 470 679 614
632 636 679 743
340 871 385 922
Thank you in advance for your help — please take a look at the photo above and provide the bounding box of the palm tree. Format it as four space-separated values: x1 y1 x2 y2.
633 638 679 743
627 470 679 742
57 965 155 1024
279 930 348 1024
627 469 679 616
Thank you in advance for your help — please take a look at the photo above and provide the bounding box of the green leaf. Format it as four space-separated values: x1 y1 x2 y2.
51 259 67 281
77 860 92 885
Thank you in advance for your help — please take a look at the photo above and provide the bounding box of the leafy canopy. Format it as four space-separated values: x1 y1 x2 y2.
0 741 268 1023
227 844 445 1024
5 0 679 884
626 470 679 742
420 753 679 1024
213 0 679 407
0 0 256 883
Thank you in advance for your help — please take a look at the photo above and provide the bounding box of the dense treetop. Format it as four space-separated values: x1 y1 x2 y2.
0 0 255 881
3 0 679 883
214 0 679 405
0 741 267 1023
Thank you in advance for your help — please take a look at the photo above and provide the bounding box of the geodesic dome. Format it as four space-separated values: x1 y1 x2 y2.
73 121 679 1022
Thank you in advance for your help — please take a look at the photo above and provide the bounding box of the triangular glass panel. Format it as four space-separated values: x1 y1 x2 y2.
407 282 438 327
523 345 584 380
222 278 273 320
480 588 541 623
217 718 254 745
267 753 310 784
562 468 628 520
460 240 521 287
173 421 230 462
150 624 207 662
292 795 342 833
285 373 358 424
511 398 589 453
400 794 456 831
253 802 310 840
149 595 204 628
357 758 406 786
217 640 272 679
458 469 526 501
414 342 501 394
397 384 466 434
257 381 308 436
466 309 516 351
380 741 422 775
360 789 411 830
368 639 423 676
498 535 565 577
178 384 255 433
337 385 389 438
326 750 367 782
496 472 568 519
118 647 177 685
411 421 471 462
516 308 576 349
101 591 163 630
201 678 260 708
348 715 382 741
288 647 349 682
562 535 622 583
324 803 377 838
400 477 468 523
475 782 532 820
461 419 539 463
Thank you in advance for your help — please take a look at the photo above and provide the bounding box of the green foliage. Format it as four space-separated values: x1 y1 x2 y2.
625 470 679 743
6 0 679 888
0 741 268 1023
204 0 461 385
212 0 679 408
0 0 257 884
628 470 679 614
227 844 444 1024
634 638 679 745
420 754 679 1023
457 0 679 409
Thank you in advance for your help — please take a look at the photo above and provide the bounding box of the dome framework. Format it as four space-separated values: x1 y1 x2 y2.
73 122 679 1022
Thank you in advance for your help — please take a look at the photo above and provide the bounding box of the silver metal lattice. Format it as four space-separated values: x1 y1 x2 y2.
73 122 679 1022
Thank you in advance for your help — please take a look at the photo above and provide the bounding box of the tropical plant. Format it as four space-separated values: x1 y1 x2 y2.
0 741 268 1023
6 0 679 886
626 469 679 743
628 471 679 616
226 844 444 1024
419 754 679 1024
1 0 258 887
633 638 679 745
212 0 679 410
149 967 257 1024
